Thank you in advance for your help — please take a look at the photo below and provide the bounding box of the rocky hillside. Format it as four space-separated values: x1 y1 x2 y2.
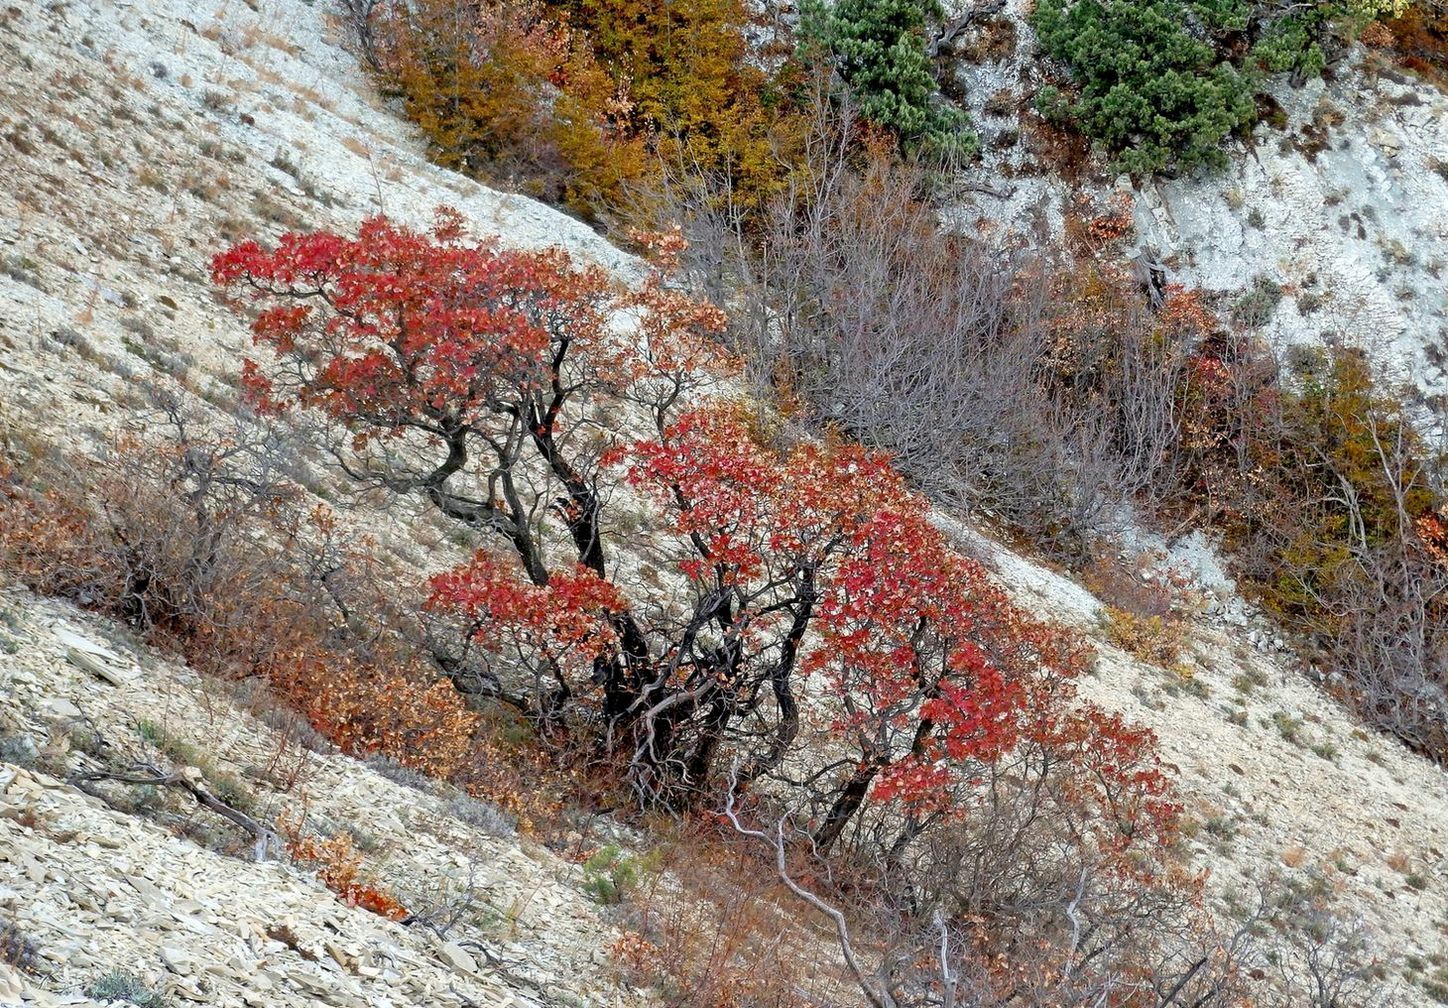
2 0 1447 1006
0 589 643 1008
948 0 1448 414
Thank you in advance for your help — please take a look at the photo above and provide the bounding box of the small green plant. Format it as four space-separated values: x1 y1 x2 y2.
1203 814 1236 838
1232 667 1269 695
1272 711 1304 745
68 723 107 759
0 730 38 767
86 970 167 1007
582 845 659 905
1200 813 1238 853
3 253 43 288
1231 276 1283 329
1163 669 1211 699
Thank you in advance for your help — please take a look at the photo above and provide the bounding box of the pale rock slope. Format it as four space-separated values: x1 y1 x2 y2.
0 0 635 461
963 523 1448 997
0 589 642 1008
1 0 1447 1006
949 0 1448 416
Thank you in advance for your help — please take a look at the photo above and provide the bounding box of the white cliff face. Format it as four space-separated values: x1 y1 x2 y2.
1140 56 1448 411
947 5 1448 419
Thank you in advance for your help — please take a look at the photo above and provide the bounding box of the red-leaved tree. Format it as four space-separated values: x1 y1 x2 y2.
213 213 1175 862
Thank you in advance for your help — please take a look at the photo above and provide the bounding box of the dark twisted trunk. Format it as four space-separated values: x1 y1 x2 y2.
814 760 883 854
739 586 815 785
680 691 732 804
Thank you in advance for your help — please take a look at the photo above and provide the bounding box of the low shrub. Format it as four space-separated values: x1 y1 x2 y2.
375 0 649 218
800 0 976 158
0 915 39 973
1104 605 1188 666
277 809 410 920
0 729 38 768
136 720 256 814
1081 548 1181 617
362 754 435 792
1031 0 1258 174
444 792 517 837
85 971 167 1008
712 143 1198 558
610 824 839 1008
1376 0 1448 86
0 392 568 828
1181 331 1448 758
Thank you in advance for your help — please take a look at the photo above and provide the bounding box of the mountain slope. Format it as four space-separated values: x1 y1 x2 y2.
1 0 1446 1005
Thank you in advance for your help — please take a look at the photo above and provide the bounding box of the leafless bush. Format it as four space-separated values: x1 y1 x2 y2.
728 761 1396 1008
1080 548 1177 618
335 0 386 70
723 771 1257 1008
1196 342 1448 758
0 384 300 638
403 864 487 938
1332 550 1448 756
364 754 437 791
1273 903 1389 1008
669 115 1192 560
444 792 517 837
0 385 490 788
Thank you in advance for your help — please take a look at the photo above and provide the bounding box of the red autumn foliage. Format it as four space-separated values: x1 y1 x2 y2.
425 550 625 728
214 212 1176 862
214 210 728 584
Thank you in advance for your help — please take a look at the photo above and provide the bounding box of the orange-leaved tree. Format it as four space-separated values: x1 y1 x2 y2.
364 0 807 221
374 0 649 216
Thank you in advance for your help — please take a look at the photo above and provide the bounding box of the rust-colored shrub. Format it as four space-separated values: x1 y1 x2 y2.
1378 1 1448 85
1081 550 1178 619
363 0 806 223
1103 605 1187 666
278 809 410 920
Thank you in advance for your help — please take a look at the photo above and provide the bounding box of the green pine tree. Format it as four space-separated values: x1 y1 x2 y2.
801 0 976 158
